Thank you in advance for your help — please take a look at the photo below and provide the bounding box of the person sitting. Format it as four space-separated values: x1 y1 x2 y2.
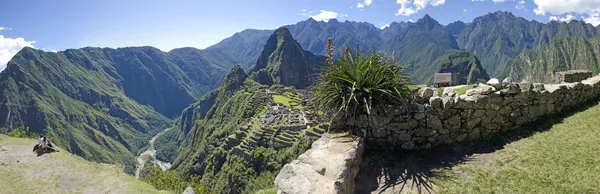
37 135 47 152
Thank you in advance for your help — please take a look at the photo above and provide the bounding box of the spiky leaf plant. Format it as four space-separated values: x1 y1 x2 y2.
313 43 411 134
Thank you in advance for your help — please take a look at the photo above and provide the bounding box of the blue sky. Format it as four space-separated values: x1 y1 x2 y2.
1 0 600 70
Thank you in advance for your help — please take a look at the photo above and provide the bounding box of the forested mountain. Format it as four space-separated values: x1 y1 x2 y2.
249 27 327 88
0 46 227 173
206 11 600 82
198 29 274 68
511 36 600 83
438 51 489 85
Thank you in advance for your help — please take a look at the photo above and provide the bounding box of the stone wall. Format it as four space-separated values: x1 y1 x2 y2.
555 70 593 83
274 135 364 194
359 75 600 150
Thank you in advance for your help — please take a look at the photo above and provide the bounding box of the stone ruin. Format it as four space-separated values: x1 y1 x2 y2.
555 70 593 84
275 74 600 194
357 74 600 150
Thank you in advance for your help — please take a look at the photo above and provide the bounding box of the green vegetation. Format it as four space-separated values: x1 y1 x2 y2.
249 27 326 89
0 46 230 173
3 124 37 139
511 36 600 82
152 63 315 193
434 103 600 193
272 95 292 107
0 134 167 194
313 50 411 132
438 51 489 85
455 85 470 95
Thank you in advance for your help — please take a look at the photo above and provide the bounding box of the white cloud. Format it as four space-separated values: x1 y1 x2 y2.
583 12 600 26
463 9 468 12
492 0 506 2
0 35 35 71
299 10 314 16
0 27 11 31
533 0 600 26
533 0 600 15
396 0 446 16
380 24 390 29
515 0 526 10
357 0 373 8
549 14 576 22
311 10 339 21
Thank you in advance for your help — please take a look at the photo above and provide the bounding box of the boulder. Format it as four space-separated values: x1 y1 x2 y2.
502 77 513 88
426 116 443 130
429 96 442 108
183 187 195 194
443 87 457 97
532 83 545 92
274 136 364 194
499 83 520 95
441 97 455 109
487 78 502 90
418 87 435 99
467 83 496 96
519 81 533 92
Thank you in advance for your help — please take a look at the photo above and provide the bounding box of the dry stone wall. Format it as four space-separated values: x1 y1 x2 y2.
555 70 593 83
359 75 600 150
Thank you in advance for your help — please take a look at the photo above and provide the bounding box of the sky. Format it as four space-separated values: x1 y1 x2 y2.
1 0 600 71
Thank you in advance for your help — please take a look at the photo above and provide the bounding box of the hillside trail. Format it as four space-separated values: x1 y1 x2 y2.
0 134 167 194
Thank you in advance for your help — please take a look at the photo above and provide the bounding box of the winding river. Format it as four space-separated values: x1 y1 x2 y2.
135 128 172 179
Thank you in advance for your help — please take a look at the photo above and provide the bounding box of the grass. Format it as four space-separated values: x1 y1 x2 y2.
434 103 600 193
357 102 600 193
455 85 470 95
272 94 304 109
272 95 292 107
0 134 168 194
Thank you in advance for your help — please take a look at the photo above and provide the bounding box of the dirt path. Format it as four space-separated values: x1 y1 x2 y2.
0 135 168 194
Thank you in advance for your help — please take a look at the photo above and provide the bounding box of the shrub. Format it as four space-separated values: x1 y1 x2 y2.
312 39 411 133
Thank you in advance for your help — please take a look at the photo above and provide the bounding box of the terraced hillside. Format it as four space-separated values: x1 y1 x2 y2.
151 66 327 193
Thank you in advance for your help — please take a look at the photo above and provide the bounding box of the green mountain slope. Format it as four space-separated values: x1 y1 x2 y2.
457 11 543 77
458 11 599 78
437 51 490 85
510 36 600 82
249 27 327 89
0 46 227 173
198 29 274 69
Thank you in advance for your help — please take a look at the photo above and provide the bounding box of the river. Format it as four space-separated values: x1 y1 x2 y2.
135 127 172 179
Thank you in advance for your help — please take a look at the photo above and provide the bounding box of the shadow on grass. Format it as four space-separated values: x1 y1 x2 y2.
355 100 599 194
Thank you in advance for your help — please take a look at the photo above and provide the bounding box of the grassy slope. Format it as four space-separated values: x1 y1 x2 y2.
0 135 168 194
358 102 600 193
436 103 600 193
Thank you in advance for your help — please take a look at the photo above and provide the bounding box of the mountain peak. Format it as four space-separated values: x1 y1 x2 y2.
417 14 440 25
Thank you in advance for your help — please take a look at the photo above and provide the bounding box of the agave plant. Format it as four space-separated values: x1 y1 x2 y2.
313 46 411 133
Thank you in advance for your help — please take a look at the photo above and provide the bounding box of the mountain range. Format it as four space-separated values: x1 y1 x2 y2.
2 10 600 193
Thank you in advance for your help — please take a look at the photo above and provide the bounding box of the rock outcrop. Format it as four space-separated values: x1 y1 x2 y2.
275 135 364 194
